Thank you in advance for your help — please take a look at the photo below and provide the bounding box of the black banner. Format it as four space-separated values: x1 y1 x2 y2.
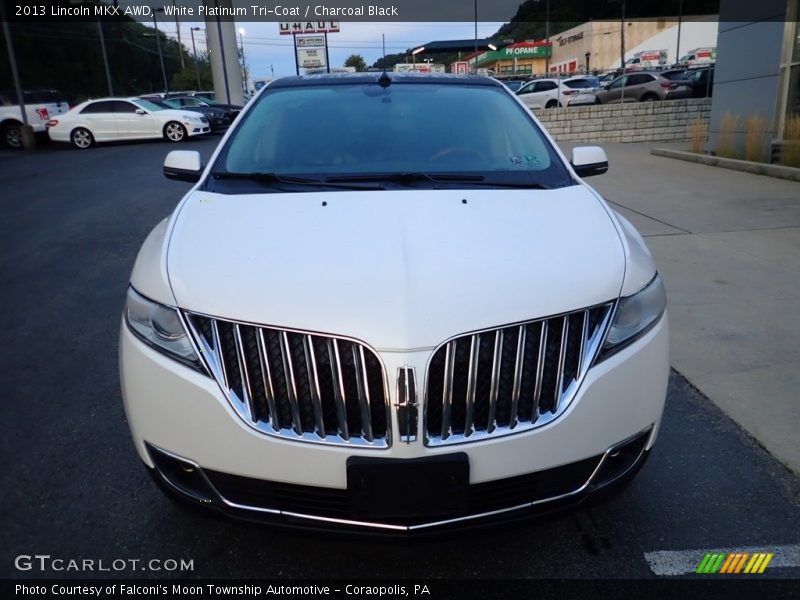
4 579 800 600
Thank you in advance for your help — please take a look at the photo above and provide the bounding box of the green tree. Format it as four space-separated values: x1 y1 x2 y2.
344 54 367 72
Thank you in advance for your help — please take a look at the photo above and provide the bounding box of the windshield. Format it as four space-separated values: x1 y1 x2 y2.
132 99 165 112
161 99 183 109
211 81 572 191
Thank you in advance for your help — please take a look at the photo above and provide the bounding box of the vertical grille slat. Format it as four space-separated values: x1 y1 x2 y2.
256 329 280 431
464 334 480 437
353 345 374 443
509 325 526 428
487 330 504 434
441 341 456 440
233 324 258 422
185 312 389 447
425 303 614 446
327 339 350 441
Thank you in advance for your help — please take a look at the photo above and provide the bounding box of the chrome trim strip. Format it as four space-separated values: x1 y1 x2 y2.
554 315 570 412
441 341 456 440
532 320 547 421
304 335 326 438
464 335 479 437
353 345 373 443
211 320 229 392
256 329 280 431
147 426 652 532
486 330 504 434
328 339 349 441
233 324 257 422
280 331 303 435
578 309 589 377
509 325 526 429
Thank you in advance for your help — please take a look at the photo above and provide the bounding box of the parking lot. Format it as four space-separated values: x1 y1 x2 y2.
1 137 799 580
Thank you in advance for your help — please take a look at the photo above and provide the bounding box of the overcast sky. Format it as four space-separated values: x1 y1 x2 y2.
160 21 505 80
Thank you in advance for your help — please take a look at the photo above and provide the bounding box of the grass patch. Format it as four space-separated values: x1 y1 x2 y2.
743 115 767 162
690 118 708 154
716 112 740 158
781 115 800 168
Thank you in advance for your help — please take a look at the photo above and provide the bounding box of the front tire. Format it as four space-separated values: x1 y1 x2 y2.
70 127 94 149
545 99 561 109
164 121 186 143
2 121 23 149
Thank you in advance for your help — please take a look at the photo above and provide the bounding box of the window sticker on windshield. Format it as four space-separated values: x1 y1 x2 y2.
509 155 541 165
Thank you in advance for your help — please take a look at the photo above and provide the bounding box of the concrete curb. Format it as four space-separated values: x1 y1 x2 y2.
651 147 800 182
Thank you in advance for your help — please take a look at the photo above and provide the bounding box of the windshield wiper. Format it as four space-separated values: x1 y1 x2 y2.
326 172 552 189
210 171 386 190
326 172 485 185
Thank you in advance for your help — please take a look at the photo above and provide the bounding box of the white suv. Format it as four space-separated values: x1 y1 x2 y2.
120 73 669 532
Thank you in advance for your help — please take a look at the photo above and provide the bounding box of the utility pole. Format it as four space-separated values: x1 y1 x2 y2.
620 0 626 72
238 28 247 93
190 27 202 90
152 7 169 93
97 19 114 96
172 0 185 70
676 0 683 65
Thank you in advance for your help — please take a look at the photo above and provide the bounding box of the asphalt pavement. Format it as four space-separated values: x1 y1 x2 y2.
1 137 799 580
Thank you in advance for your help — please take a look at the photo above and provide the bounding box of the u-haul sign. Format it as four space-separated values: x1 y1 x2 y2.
280 21 340 35
296 35 325 48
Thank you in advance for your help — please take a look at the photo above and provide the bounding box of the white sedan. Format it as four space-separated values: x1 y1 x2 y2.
47 97 210 149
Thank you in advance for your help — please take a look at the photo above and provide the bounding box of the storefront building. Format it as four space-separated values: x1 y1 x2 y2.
709 0 799 160
469 41 552 76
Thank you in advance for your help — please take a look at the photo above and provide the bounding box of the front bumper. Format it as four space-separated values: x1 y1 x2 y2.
120 314 669 531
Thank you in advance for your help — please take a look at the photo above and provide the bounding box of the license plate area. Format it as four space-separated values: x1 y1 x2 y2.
347 453 469 519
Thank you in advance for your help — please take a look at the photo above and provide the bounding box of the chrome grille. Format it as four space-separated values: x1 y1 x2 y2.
184 313 390 447
424 303 614 446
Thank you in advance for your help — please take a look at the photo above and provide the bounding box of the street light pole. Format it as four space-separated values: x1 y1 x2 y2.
190 27 202 90
152 7 169 93
172 0 185 70
97 19 114 96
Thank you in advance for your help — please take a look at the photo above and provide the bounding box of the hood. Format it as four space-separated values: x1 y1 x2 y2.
167 186 625 350
159 109 205 120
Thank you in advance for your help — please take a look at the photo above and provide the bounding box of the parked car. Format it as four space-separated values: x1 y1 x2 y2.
658 69 689 81
167 95 242 122
516 78 574 108
0 89 70 148
141 96 231 132
561 75 602 106
120 73 669 532
680 67 715 98
595 72 691 103
47 97 210 149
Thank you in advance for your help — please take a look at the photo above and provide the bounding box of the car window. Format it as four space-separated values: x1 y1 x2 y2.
608 76 627 89
626 74 652 85
213 82 573 188
80 101 116 114
564 78 598 89
131 99 165 112
516 82 534 95
534 81 558 92
111 101 139 113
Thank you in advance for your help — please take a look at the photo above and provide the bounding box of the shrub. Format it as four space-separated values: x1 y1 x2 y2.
716 112 740 159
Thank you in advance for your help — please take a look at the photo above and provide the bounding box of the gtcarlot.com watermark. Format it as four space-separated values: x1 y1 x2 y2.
14 554 194 573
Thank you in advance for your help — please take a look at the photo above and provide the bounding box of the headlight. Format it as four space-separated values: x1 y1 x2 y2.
596 274 666 362
125 287 205 373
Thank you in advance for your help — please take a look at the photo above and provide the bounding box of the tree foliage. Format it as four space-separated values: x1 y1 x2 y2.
0 17 210 102
344 54 368 72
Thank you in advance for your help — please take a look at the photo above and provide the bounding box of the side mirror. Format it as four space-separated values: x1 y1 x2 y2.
570 146 608 178
164 150 202 182
135 108 146 115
